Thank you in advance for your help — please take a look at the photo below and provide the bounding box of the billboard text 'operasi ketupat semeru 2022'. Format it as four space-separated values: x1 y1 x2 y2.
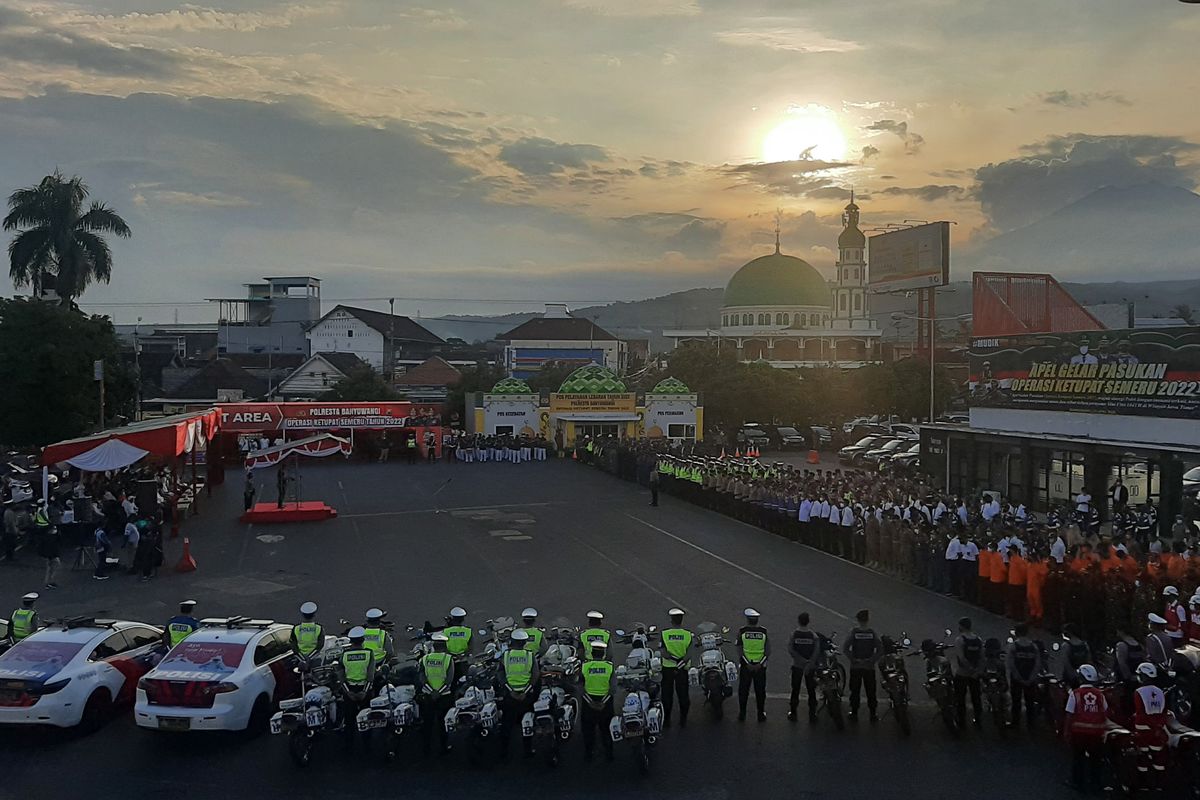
968 328 1200 419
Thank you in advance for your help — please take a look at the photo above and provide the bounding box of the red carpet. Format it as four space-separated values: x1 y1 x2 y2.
241 501 338 524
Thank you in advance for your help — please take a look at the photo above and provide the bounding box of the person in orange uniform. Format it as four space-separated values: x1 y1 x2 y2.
1099 545 1122 576
989 543 1008 615
1006 544 1028 620
1025 551 1048 625
1164 545 1186 582
978 543 993 612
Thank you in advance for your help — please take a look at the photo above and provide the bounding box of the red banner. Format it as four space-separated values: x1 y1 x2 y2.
217 402 443 432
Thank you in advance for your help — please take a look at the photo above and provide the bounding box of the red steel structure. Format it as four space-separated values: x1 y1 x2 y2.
971 271 1106 338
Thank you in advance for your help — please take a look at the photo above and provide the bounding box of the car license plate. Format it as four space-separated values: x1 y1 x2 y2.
158 716 190 731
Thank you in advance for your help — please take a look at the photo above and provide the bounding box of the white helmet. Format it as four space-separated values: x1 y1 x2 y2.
1148 613 1168 625
1136 662 1157 682
744 608 760 619
366 608 385 622
1163 585 1179 598
1076 664 1098 684
586 610 603 622
348 626 366 639
521 607 538 619
511 629 530 644
668 607 685 617
450 606 467 619
299 601 318 616
1190 594 1200 608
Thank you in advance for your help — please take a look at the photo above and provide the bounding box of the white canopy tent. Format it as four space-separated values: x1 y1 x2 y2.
64 438 150 472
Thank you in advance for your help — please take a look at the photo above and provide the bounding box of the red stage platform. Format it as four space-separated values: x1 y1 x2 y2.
241 502 338 524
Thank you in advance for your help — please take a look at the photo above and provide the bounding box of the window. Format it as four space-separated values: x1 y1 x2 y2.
667 424 696 440
742 313 751 326
253 631 290 665
853 268 859 280
125 627 162 649
853 294 862 311
347 329 353 338
839 295 847 311
90 632 131 661
811 313 821 327
495 425 514 436
780 313 790 326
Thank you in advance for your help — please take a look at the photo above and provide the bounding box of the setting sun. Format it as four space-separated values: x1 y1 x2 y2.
762 114 849 163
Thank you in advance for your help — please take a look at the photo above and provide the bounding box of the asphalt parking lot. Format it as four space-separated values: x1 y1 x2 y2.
0 458 1075 800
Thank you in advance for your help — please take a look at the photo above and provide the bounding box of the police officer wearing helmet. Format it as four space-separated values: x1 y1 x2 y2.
580 640 614 760
7 592 40 643
1064 663 1108 791
519 607 544 653
338 627 377 738
580 610 611 655
659 608 693 727
361 608 394 667
736 608 769 722
290 601 324 661
843 609 881 721
163 600 199 649
443 606 473 659
499 629 540 758
419 633 455 755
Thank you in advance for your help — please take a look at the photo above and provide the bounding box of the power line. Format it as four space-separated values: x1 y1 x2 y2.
78 294 629 308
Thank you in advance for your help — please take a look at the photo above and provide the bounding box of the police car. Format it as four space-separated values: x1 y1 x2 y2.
0 617 164 729
135 616 300 733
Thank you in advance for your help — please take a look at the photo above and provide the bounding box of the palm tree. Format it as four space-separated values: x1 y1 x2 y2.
4 171 131 304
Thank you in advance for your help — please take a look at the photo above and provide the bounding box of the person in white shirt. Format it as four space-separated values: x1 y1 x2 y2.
1050 533 1067 564
945 532 963 595
838 502 855 559
957 501 969 526
798 497 813 546
933 500 947 523
981 498 998 523
121 495 138 518
997 534 1011 563
1015 503 1028 522
60 501 75 525
123 518 140 568
1074 491 1092 516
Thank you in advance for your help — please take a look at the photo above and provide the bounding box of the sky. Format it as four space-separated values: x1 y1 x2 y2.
1 0 1199 322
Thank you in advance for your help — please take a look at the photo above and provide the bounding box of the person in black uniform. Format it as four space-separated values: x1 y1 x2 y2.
787 612 822 723
843 608 881 722
736 608 769 722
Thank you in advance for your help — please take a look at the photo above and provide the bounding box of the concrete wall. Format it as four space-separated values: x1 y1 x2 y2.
307 311 385 370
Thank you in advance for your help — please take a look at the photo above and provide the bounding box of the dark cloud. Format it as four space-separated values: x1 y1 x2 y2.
865 119 925 154
1038 90 1131 108
975 133 1200 230
614 212 724 257
0 7 184 78
666 218 724 256
725 159 852 196
860 145 880 161
877 185 966 202
498 136 609 176
805 186 866 201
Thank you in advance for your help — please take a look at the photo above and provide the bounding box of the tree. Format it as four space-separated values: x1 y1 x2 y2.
526 360 580 394
4 171 131 304
1171 304 1195 325
443 363 506 424
320 365 399 401
0 299 136 446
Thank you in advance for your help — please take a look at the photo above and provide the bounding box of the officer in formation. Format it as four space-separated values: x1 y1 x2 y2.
659 608 692 727
500 628 539 759
418 632 455 755
1005 621 1042 729
736 608 769 721
290 601 324 661
843 608 881 721
787 612 822 723
362 608 395 669
163 599 199 648
580 610 611 653
338 626 377 735
7 592 39 644
520 608 544 652
952 616 984 729
580 640 615 760
444 606 473 659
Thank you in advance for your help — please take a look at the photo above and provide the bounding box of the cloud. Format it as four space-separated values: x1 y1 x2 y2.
725 159 853 196
498 136 609 176
666 219 724 256
877 185 966 202
974 133 1200 231
560 0 700 17
805 186 861 201
715 24 861 53
860 145 880 161
0 7 184 78
1037 89 1131 108
40 4 338 34
865 119 925 154
399 8 468 31
131 186 255 208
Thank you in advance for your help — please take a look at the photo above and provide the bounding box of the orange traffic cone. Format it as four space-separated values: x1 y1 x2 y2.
807 449 820 464
719 448 726 459
735 448 742 458
175 537 197 573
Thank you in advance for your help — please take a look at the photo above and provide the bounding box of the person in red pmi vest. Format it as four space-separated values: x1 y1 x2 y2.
1063 664 1109 792
1131 662 1170 789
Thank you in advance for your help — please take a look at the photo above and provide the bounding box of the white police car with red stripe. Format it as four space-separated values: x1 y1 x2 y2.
0 617 164 729
135 616 300 732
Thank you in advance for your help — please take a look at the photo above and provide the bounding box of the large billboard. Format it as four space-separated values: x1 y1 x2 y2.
217 402 444 432
969 328 1200 419
868 221 950 292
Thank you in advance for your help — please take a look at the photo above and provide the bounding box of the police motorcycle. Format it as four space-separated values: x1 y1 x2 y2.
270 637 350 767
878 633 912 737
355 625 432 762
687 621 736 720
609 624 664 775
814 633 846 730
981 637 1010 735
443 617 511 760
521 625 581 767
910 630 958 737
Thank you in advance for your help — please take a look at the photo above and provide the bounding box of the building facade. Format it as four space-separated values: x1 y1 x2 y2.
664 196 880 367
305 305 444 372
497 304 627 379
209 276 322 357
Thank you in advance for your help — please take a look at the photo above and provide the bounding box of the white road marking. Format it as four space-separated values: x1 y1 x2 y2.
255 534 285 543
623 513 851 621
502 535 533 541
489 529 523 537
343 502 558 519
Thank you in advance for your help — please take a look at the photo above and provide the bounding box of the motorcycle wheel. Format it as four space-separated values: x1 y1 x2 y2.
894 702 910 737
712 694 724 721
288 730 314 767
637 737 651 775
469 731 485 766
827 697 844 731
940 704 960 738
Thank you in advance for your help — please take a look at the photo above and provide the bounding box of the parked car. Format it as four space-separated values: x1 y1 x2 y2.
888 442 923 469
1183 465 1200 499
770 426 809 450
736 425 770 450
838 436 884 465
135 616 300 733
862 438 910 465
888 424 920 439
0 617 164 729
810 426 833 449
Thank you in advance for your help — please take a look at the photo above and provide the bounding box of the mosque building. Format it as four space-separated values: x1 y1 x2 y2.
663 194 881 367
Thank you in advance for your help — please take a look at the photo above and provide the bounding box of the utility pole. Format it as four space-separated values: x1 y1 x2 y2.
388 298 396 378
94 360 105 428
